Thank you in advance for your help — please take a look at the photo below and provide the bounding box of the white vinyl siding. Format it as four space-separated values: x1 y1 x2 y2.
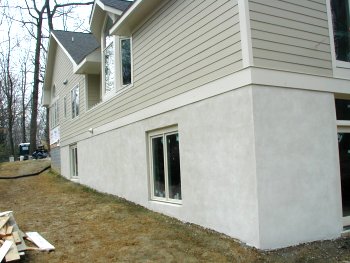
59 0 242 144
249 0 333 76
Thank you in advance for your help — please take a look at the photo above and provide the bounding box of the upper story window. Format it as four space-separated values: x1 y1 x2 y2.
50 101 59 128
71 85 79 118
103 16 115 95
331 0 350 62
120 38 132 86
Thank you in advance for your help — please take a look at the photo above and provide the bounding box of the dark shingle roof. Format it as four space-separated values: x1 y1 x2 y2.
100 0 133 11
52 30 100 64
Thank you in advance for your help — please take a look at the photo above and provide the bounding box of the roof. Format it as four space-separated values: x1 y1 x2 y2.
51 30 100 64
99 0 133 12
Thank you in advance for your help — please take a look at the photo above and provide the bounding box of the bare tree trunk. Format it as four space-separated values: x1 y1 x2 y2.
29 1 46 153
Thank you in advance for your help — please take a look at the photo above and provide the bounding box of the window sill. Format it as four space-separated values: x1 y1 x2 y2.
150 198 182 206
335 60 350 69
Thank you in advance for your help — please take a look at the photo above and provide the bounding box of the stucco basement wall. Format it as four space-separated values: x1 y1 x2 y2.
252 86 343 249
60 86 261 247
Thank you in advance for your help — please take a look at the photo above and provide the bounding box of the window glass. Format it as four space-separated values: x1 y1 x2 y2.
338 133 350 217
104 43 115 94
104 16 114 95
71 145 78 178
71 86 79 118
336 99 350 120
64 96 67 118
104 17 113 47
167 133 181 200
331 0 350 62
149 129 182 203
121 38 131 86
152 136 165 198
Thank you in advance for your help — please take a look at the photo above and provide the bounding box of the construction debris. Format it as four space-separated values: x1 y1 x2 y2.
0 211 55 262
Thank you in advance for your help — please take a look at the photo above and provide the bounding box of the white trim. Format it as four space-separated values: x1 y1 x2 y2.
344 216 350 226
238 0 253 68
60 65 350 147
61 68 252 146
110 0 143 35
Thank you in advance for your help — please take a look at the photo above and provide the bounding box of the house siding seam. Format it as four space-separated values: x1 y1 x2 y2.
60 0 242 143
249 0 333 76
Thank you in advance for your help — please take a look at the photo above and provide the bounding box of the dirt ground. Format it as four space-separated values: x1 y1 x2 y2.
0 161 349 262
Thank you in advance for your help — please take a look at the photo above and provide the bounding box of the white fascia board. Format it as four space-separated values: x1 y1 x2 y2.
110 0 143 35
90 0 123 27
43 35 57 107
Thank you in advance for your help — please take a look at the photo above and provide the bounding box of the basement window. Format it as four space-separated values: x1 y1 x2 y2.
70 144 78 178
148 127 182 204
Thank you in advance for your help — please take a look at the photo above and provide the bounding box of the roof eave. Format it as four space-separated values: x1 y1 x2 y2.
74 49 101 74
90 0 124 38
110 0 163 36
43 35 57 107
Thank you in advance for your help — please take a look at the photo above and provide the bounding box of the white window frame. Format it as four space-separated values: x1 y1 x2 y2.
71 85 79 119
148 127 182 204
102 15 116 99
327 0 350 78
70 144 79 179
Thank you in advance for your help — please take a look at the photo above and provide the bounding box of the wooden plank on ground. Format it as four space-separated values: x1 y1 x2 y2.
4 236 20 262
0 212 12 217
0 216 10 230
0 226 6 236
25 232 55 251
0 240 12 262
6 225 13 235
12 232 21 245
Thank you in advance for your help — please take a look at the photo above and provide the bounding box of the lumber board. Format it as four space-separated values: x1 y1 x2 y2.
4 236 20 262
0 240 12 262
25 232 55 251
0 216 10 230
0 212 12 217
5 226 13 235
12 232 21 245
0 226 6 236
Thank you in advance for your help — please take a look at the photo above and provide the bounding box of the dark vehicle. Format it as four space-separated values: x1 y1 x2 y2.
32 146 49 159
19 143 30 160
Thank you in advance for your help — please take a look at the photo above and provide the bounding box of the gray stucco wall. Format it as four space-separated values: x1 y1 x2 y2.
50 146 61 173
59 85 343 249
252 86 342 249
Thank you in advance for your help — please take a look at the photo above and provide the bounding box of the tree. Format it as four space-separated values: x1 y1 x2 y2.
13 0 93 152
0 19 18 157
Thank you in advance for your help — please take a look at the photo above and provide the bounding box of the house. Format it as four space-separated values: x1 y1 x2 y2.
43 0 350 249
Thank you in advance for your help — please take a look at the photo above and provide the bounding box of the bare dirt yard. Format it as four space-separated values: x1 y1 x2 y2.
0 160 349 262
